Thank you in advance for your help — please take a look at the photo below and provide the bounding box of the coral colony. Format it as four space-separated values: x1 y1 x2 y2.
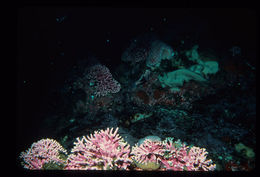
20 127 216 171
65 127 132 170
20 139 67 170
85 64 121 97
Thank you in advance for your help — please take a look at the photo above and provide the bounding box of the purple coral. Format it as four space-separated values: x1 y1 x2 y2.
86 64 121 97
19 138 67 169
65 127 132 170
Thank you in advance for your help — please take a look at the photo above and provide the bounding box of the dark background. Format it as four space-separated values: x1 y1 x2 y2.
16 7 257 154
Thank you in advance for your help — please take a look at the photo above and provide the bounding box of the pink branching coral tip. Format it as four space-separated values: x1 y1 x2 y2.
65 127 132 170
131 139 165 165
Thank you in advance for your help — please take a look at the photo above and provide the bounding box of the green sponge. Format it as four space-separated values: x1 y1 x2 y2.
158 69 207 92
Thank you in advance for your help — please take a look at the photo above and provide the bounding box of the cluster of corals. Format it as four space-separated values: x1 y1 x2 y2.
131 138 216 171
85 64 121 97
19 138 67 169
160 139 216 171
19 128 216 171
65 127 132 170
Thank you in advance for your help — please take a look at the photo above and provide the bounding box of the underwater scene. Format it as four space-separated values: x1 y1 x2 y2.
17 8 256 171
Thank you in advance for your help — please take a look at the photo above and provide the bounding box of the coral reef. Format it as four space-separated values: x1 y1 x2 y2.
21 32 255 171
20 128 216 171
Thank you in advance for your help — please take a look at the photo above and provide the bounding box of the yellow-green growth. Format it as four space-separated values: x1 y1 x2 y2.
235 143 255 159
131 113 153 123
134 160 160 170
42 161 65 170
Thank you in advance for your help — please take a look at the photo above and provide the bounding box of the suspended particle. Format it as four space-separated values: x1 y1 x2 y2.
163 17 167 22
56 16 67 23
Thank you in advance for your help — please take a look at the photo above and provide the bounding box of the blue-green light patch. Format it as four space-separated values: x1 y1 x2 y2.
91 95 95 100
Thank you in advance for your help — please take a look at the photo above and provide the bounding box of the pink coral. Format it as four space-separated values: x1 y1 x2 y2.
19 138 67 169
161 139 216 171
131 139 165 166
86 64 121 97
65 127 132 170
131 137 216 171
186 146 216 171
